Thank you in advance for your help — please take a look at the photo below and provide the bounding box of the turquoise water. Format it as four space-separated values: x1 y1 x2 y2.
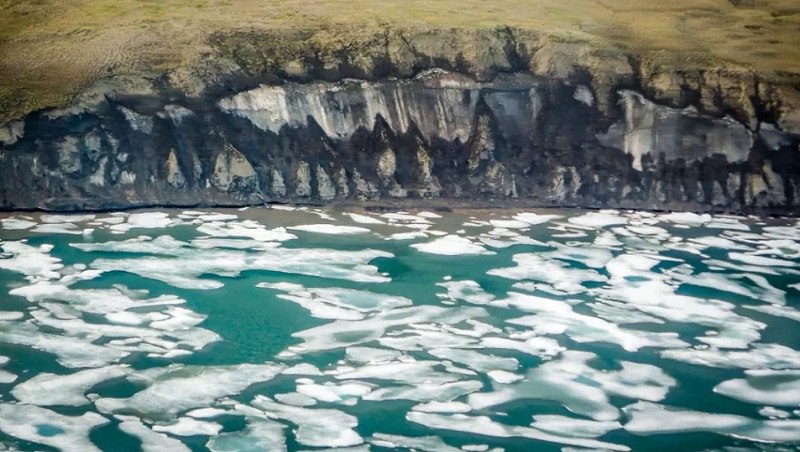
0 207 798 452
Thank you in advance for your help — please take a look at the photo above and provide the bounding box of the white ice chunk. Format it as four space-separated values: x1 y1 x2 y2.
250 396 363 447
370 433 463 452
428 348 518 373
345 346 402 364
661 343 800 369
12 365 129 406
487 370 524 384
568 211 629 229
714 370 800 406
412 401 473 413
744 304 800 323
110 212 179 233
412 235 495 256
153 417 223 436
41 214 96 223
407 412 629 451
118 418 190 451
504 292 685 352
513 213 562 225
624 401 800 443
208 418 286 452
489 254 605 295
187 408 229 419
197 220 297 242
365 380 483 403
469 351 675 421
530 415 622 438
759 407 791 419
275 392 318 406
96 363 284 419
0 241 63 280
1 218 37 230
0 403 109 452
346 213 386 224
297 382 372 404
289 224 371 235
292 306 486 353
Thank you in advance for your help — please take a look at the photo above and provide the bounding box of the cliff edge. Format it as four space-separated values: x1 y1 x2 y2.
0 1 798 213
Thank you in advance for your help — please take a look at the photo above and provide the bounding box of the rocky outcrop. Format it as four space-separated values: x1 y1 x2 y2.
0 67 798 214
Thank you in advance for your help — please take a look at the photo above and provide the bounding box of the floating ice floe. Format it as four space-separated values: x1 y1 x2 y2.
468 351 675 422
412 401 473 413
207 416 287 452
714 370 800 406
0 241 63 280
288 224 371 235
365 380 483 403
657 212 711 226
250 396 363 447
661 343 800 369
197 221 297 242
407 412 629 451
568 210 629 229
258 283 412 320
296 381 373 405
0 322 130 368
530 414 622 438
11 365 129 406
117 417 190 451
504 292 686 351
437 280 496 306
346 213 386 224
345 346 402 364
759 407 792 419
41 214 96 224
623 401 800 443
187 408 229 419
594 254 767 349
370 433 463 452
109 212 180 233
292 305 486 353
744 304 800 323
412 235 495 256
88 245 393 289
489 254 605 295
0 218 37 230
96 363 284 419
428 348 518 373
0 355 16 384
153 417 223 436
512 213 562 225
0 403 109 452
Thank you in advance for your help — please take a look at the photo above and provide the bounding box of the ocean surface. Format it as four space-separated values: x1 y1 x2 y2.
0 207 798 452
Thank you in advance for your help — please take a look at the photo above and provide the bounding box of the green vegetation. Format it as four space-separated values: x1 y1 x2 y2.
1 0 799 123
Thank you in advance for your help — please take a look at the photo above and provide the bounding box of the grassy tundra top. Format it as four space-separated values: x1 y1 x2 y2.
1 0 799 124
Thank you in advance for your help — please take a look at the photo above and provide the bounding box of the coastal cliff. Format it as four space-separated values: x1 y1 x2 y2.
0 26 798 213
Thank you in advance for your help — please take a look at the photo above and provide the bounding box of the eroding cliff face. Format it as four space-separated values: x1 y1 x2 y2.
0 70 798 214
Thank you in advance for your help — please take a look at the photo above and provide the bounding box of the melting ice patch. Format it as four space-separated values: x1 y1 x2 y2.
258 283 412 320
488 254 606 294
96 363 284 419
12 365 129 406
0 404 109 452
412 235 495 256
714 370 800 406
250 396 363 447
407 412 629 451
468 351 675 421
624 401 800 443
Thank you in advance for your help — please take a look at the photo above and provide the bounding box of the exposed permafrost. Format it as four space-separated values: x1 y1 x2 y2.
0 70 797 213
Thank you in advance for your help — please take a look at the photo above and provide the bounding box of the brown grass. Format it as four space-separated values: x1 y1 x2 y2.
1 0 799 123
